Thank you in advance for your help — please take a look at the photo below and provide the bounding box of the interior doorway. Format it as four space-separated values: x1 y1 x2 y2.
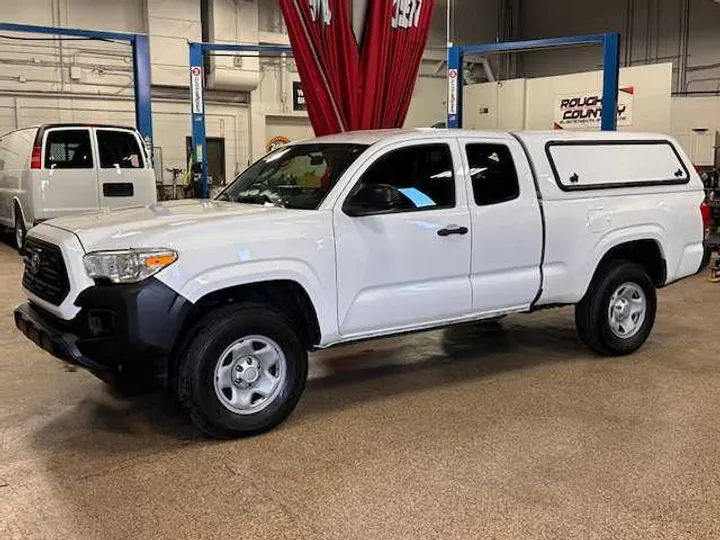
186 136 227 188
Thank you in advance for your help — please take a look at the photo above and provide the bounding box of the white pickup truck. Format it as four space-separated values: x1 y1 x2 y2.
14 129 708 438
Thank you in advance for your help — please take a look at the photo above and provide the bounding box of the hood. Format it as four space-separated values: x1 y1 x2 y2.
45 199 288 251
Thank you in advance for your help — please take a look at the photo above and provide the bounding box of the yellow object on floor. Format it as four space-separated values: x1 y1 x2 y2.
709 261 720 282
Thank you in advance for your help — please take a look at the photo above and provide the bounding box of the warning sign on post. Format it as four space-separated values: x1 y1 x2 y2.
448 68 459 116
191 66 204 114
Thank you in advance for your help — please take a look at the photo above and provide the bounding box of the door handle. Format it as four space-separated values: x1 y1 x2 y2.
437 225 469 237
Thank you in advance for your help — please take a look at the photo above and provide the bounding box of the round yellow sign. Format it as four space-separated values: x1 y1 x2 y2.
266 136 290 153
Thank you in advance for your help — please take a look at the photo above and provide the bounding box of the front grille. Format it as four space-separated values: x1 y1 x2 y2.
22 238 71 306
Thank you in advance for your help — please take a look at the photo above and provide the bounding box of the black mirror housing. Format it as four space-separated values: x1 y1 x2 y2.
344 184 399 216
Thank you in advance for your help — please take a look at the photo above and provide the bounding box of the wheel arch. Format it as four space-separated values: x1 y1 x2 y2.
584 238 667 299
168 278 322 386
12 196 29 228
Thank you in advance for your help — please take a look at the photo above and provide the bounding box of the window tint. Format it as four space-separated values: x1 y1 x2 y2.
467 144 519 206
347 144 455 214
44 129 93 169
97 130 143 169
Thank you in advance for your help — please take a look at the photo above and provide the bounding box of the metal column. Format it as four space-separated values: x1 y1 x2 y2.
448 33 622 131
132 34 154 148
188 42 207 197
446 45 463 129
601 32 621 131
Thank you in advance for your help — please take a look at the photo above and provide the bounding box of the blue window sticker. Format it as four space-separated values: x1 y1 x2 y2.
398 187 435 208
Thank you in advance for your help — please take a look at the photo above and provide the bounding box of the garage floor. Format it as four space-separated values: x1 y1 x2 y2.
2 241 720 539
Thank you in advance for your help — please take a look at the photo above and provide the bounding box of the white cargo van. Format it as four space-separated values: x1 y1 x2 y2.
0 123 156 249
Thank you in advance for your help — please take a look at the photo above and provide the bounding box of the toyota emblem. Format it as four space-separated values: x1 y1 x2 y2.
30 250 41 275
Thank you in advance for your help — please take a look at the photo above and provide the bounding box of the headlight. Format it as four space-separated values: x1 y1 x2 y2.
84 249 177 284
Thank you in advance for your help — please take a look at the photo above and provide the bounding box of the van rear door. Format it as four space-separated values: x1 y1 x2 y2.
36 127 100 219
95 128 156 209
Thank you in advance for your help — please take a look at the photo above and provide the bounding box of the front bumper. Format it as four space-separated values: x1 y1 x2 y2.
14 278 191 375
15 303 110 372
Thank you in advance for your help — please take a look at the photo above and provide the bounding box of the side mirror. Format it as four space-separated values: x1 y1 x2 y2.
344 184 400 217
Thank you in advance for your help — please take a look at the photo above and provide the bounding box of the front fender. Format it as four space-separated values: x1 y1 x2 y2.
155 258 338 344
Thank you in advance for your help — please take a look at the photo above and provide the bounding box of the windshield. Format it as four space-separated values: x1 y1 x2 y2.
216 143 368 210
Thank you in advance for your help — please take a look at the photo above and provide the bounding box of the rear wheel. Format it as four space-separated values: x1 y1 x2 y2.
13 213 25 251
177 304 307 438
575 261 657 356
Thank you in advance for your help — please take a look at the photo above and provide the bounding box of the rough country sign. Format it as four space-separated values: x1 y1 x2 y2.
553 87 634 129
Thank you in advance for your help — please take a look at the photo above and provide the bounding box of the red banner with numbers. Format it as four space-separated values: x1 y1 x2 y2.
358 0 437 129
280 0 436 135
279 0 360 135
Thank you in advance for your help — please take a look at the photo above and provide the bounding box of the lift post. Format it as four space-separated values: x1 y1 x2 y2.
0 22 154 149
447 32 622 131
188 42 293 198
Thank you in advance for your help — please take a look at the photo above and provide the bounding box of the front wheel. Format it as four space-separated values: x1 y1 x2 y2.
575 261 657 356
177 305 308 438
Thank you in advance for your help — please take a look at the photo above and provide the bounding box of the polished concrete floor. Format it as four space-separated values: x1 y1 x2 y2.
2 239 720 539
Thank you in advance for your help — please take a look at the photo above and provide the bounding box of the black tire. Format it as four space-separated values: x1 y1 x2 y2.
13 212 26 252
575 261 657 356
177 304 308 439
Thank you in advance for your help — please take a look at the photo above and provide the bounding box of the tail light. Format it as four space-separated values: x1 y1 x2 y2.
700 200 711 230
30 146 42 169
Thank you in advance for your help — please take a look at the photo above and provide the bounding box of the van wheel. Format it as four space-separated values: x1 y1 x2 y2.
13 213 26 251
575 261 657 356
177 304 307 439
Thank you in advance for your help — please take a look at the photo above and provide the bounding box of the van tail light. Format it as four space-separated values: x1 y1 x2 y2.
30 146 42 169
700 200 711 230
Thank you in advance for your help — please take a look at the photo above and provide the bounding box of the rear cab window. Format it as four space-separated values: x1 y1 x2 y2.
44 129 93 169
546 140 689 191
465 143 520 206
97 129 145 169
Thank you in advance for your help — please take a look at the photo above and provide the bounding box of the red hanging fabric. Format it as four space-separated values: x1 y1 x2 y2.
280 0 436 134
358 0 436 129
279 0 360 135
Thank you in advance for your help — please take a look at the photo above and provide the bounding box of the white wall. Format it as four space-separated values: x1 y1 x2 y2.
463 78 526 130
672 96 720 134
147 0 200 87
464 63 673 133
671 96 720 166
404 78 447 128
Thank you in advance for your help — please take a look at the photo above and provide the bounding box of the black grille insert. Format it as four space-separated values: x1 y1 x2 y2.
22 238 70 306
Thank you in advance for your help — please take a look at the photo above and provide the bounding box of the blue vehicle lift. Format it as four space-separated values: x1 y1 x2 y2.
189 42 292 198
0 22 153 149
447 33 621 131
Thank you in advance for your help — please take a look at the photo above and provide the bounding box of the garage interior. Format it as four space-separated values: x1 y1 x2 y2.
2 0 720 539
